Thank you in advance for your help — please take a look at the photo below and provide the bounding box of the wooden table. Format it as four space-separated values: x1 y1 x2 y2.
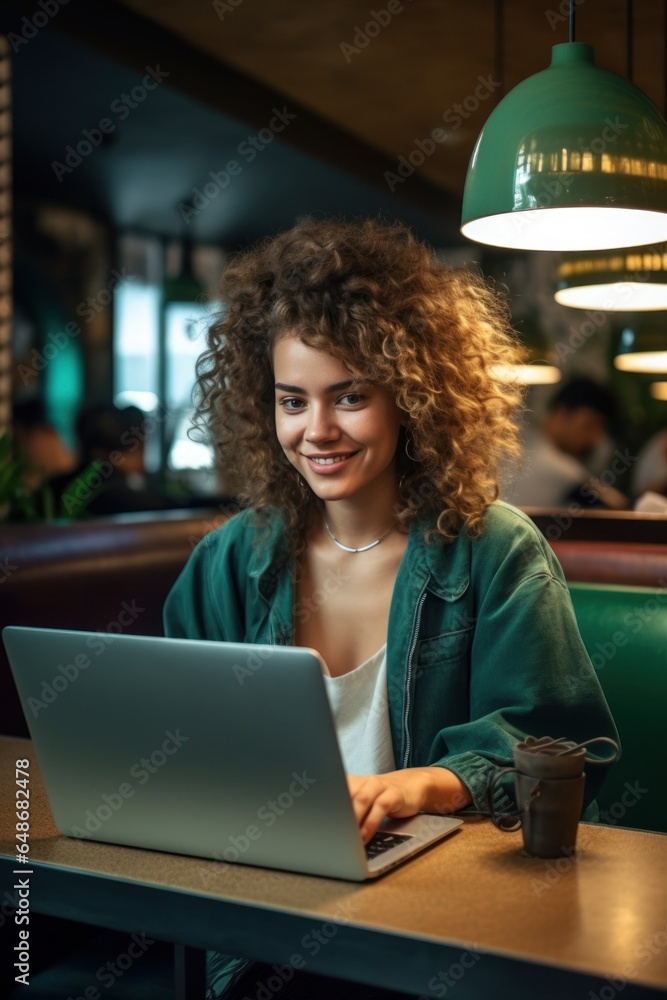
1 736 666 999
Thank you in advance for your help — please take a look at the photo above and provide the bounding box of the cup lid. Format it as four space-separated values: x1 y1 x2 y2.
514 736 587 778
513 735 620 778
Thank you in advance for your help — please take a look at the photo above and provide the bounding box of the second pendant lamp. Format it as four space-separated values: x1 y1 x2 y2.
461 9 667 253
555 245 667 310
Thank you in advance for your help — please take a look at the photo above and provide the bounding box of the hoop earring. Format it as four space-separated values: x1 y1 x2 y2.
296 475 310 500
404 428 418 463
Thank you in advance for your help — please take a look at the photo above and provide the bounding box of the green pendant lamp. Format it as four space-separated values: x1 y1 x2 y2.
461 7 667 252
613 315 667 372
555 246 667 310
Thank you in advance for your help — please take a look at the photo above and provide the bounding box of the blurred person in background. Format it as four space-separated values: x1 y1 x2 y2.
48 402 177 517
12 399 76 490
630 428 667 500
501 377 630 510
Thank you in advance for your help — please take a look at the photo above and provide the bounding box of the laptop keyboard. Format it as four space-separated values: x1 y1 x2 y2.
365 831 413 859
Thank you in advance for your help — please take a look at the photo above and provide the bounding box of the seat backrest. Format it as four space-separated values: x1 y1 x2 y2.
568 582 667 833
0 510 226 736
552 541 667 588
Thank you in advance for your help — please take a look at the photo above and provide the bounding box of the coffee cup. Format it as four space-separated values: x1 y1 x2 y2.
487 735 620 858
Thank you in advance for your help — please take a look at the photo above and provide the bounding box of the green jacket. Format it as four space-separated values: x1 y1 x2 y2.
163 499 617 817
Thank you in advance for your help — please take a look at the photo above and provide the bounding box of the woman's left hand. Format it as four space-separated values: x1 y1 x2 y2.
347 767 471 844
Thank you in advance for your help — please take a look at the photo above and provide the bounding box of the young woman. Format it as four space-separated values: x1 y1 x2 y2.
163 217 618 999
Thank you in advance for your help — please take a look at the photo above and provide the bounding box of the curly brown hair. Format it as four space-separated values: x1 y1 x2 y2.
194 216 526 558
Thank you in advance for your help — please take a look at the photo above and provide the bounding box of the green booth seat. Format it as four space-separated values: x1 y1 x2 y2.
568 583 667 835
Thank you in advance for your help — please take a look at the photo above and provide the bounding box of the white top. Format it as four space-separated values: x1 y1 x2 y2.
322 643 396 775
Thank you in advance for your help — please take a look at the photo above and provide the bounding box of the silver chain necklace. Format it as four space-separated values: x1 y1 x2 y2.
324 519 395 553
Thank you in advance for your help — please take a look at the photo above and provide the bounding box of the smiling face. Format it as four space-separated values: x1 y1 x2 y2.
273 335 405 504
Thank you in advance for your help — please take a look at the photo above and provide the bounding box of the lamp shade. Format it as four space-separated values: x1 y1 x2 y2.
556 246 667 310
461 43 667 252
613 316 667 372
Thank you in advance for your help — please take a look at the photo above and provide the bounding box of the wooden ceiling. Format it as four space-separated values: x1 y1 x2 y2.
119 0 667 198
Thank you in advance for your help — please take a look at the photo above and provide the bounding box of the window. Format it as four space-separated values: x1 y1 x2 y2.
113 235 223 482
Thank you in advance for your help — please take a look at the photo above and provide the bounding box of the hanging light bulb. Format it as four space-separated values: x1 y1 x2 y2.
461 40 667 252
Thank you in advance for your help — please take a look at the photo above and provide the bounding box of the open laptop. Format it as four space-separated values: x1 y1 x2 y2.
2 626 462 881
